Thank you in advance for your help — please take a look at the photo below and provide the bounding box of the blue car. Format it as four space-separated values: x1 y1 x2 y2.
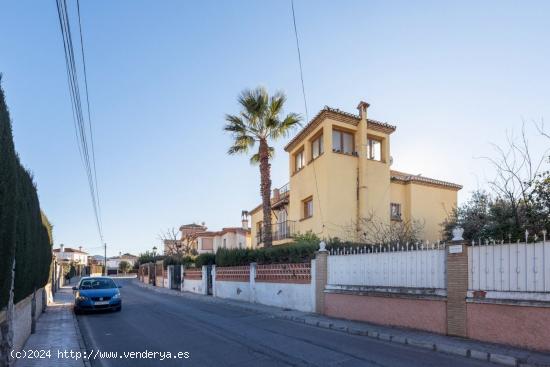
73 277 122 314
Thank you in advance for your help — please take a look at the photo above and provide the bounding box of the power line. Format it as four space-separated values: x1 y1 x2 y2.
55 0 104 244
290 0 324 229
290 0 308 121
76 0 102 228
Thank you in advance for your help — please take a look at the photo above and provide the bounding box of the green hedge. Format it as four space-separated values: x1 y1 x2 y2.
195 253 215 267
212 232 378 267
0 77 52 307
0 76 17 308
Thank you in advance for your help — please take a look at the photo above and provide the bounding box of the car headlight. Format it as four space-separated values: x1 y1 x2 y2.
112 293 120 299
76 296 88 301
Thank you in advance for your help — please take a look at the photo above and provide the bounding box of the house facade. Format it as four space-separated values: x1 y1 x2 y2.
250 101 461 247
196 227 251 254
53 245 89 264
106 253 138 269
164 221 251 255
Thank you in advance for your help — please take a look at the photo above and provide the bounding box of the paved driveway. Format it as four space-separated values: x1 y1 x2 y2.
77 279 494 367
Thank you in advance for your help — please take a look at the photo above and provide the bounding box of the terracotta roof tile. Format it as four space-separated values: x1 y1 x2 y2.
390 170 462 190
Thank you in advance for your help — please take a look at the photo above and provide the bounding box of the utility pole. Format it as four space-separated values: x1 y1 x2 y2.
104 242 107 276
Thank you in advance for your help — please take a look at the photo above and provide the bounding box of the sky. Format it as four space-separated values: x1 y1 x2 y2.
1 0 549 257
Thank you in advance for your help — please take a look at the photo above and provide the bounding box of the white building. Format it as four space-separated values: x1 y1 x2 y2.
196 227 251 254
53 245 88 265
106 253 138 270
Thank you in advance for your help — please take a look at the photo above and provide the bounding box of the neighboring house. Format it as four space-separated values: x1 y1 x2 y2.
196 226 251 254
88 255 105 266
106 253 138 270
53 244 88 265
163 223 207 255
250 102 461 247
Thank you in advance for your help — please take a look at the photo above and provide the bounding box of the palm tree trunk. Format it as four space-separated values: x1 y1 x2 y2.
259 139 273 247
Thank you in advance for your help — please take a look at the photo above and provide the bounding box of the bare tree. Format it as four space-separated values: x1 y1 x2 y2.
480 121 550 231
158 227 198 257
340 213 425 245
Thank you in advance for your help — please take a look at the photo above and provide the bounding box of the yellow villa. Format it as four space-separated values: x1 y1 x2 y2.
249 101 462 248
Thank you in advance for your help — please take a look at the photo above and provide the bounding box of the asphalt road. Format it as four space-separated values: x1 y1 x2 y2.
77 279 494 367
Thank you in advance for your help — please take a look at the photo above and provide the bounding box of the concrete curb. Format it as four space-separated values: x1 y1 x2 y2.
72 307 90 367
134 279 541 367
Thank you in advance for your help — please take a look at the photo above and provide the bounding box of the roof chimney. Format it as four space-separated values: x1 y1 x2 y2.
79 246 82 252
272 188 280 201
357 101 370 120
60 244 65 253
241 210 249 231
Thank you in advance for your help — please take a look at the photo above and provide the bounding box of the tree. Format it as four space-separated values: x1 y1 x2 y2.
350 214 425 245
159 227 198 256
224 87 301 247
118 261 131 274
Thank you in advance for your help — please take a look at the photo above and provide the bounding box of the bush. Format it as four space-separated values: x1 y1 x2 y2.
195 253 215 267
164 255 194 267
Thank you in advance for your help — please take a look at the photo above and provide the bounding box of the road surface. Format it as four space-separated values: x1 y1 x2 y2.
77 279 493 367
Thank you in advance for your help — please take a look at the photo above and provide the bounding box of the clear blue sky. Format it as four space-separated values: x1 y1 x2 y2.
1 1 549 256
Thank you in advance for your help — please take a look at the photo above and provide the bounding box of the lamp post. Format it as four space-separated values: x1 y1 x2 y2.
152 246 157 286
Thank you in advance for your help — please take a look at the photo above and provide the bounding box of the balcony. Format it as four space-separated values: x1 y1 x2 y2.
256 220 296 245
271 183 290 209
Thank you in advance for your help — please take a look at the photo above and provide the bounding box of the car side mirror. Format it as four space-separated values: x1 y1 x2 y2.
72 286 77 291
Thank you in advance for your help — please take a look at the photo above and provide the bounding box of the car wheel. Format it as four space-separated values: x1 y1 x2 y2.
74 308 81 315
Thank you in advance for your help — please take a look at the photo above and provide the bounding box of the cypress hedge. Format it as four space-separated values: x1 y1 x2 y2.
0 76 52 307
0 75 17 308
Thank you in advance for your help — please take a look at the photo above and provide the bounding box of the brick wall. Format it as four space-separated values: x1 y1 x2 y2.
215 266 249 282
255 263 311 284
446 242 469 337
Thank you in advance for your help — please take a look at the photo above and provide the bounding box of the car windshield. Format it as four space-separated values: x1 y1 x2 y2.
79 278 117 290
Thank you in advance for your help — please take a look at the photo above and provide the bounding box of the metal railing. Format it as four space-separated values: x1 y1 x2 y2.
327 241 446 289
469 231 549 293
256 220 296 244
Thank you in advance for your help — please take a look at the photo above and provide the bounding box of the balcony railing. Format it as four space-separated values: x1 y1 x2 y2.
257 220 296 244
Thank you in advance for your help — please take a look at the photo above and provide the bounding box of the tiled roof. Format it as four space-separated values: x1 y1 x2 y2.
53 247 88 254
390 170 462 190
284 105 397 152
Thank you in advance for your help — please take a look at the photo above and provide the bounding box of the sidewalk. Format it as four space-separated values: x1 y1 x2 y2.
135 279 550 367
16 281 87 367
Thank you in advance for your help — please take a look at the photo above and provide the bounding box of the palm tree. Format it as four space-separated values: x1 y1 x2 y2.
224 87 301 247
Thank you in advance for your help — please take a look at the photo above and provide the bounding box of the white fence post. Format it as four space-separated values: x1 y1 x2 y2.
211 265 217 297
249 263 256 303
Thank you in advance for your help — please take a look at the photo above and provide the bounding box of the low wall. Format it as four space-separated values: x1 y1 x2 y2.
183 278 204 294
255 282 314 312
467 301 550 352
324 291 447 334
214 281 251 302
6 288 46 353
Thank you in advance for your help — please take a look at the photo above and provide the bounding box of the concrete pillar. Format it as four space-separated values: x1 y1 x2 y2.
314 244 328 314
250 263 257 304
446 240 470 337
184 265 189 292
211 265 217 297
201 266 208 295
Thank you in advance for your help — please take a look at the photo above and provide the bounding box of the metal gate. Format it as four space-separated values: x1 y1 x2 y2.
171 265 182 290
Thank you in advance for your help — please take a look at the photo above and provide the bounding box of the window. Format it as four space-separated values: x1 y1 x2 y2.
303 197 313 219
311 134 324 159
294 149 305 172
332 129 354 154
223 238 227 248
367 138 382 161
390 203 402 221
